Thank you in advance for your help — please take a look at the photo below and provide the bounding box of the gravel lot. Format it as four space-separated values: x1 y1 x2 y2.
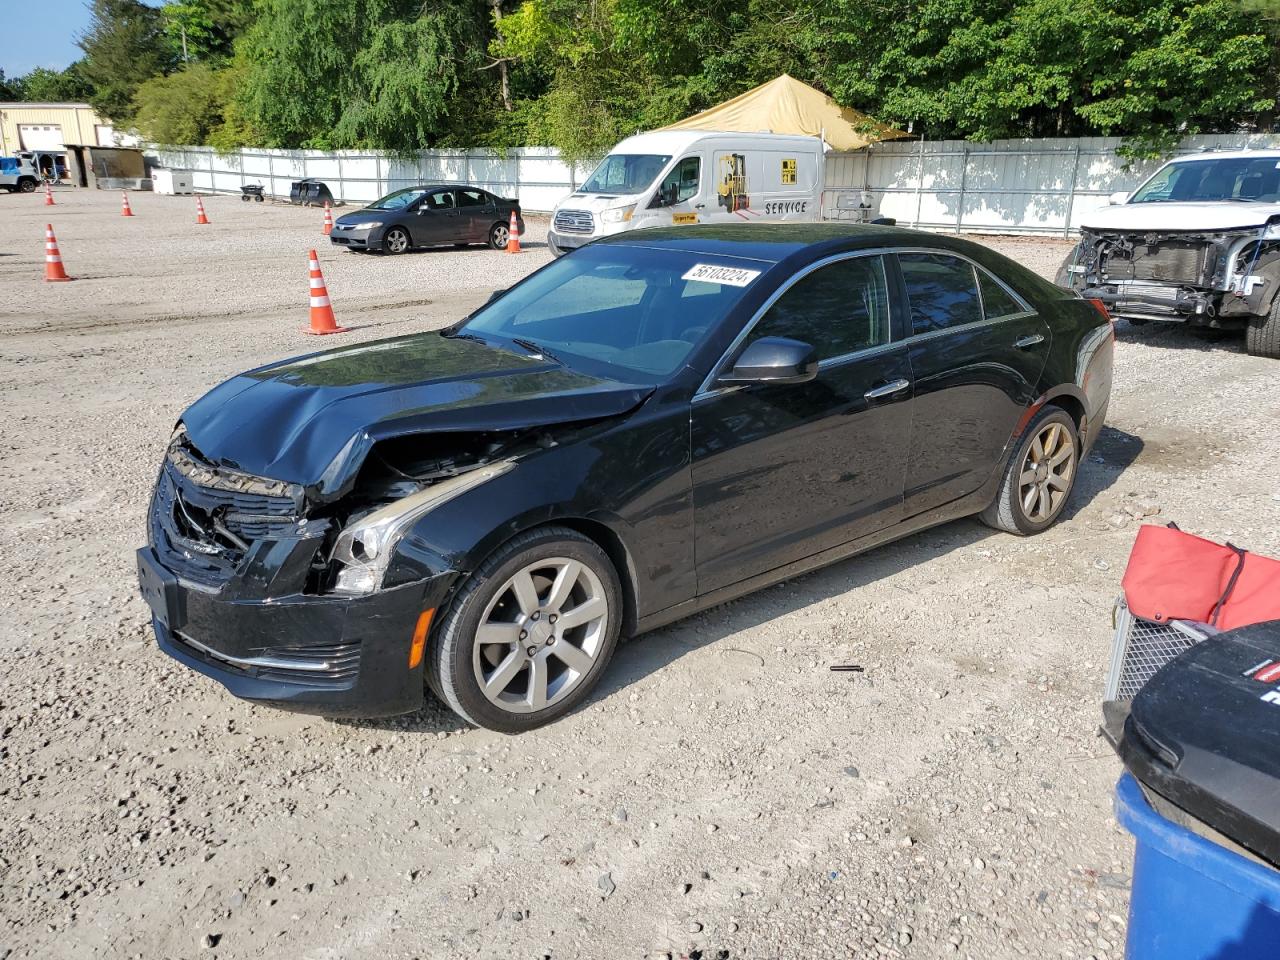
2 188 1279 960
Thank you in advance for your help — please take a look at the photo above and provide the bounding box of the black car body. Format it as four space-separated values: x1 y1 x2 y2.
329 184 525 254
138 224 1113 730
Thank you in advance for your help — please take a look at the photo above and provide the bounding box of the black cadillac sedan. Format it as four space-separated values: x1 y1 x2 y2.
329 184 525 254
138 224 1113 732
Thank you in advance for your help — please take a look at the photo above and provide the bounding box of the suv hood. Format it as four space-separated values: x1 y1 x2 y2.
1081 201 1280 233
179 332 653 500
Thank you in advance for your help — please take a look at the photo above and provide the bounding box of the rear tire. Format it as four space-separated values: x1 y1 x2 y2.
1246 298 1280 358
489 221 510 250
980 406 1080 535
18 178 36 193
427 526 622 733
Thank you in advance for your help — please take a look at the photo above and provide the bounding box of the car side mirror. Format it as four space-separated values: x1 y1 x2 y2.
485 288 507 305
720 337 818 386
417 206 430 214
1108 191 1130 206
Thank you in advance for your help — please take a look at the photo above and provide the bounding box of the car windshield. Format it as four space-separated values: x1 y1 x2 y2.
367 188 428 210
580 154 672 195
457 245 761 382
1130 157 1280 204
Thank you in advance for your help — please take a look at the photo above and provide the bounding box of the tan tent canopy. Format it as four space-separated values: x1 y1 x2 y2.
662 74 909 152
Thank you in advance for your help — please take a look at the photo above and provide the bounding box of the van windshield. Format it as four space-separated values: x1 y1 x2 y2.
580 154 671 195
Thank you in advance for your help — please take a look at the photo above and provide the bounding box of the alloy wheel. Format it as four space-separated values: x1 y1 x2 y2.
491 224 509 249
472 558 608 713
385 229 409 254
1017 421 1076 523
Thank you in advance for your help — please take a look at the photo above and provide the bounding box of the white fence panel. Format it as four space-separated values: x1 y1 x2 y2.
152 133 1280 231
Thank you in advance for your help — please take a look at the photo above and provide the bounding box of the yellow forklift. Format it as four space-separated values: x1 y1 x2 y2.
717 153 750 212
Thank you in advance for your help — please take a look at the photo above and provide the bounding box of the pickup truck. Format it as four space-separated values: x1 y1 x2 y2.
0 156 39 193
1057 149 1280 358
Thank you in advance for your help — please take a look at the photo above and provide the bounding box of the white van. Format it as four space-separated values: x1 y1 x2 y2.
548 131 824 256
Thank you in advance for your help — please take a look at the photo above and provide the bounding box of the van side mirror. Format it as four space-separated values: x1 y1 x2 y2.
720 337 818 386
1108 191 1130 206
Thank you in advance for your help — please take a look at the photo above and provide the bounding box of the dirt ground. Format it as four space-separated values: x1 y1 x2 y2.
2 188 1278 960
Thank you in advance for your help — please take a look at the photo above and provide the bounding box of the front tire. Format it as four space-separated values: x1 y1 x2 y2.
980 406 1080 535
427 526 622 733
1247 297 1280 358
383 227 410 255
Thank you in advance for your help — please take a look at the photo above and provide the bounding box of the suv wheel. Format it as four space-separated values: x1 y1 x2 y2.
426 526 622 733
1247 298 1280 359
980 406 1080 535
18 178 37 193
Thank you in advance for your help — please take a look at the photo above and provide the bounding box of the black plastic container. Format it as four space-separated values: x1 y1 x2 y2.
289 178 333 206
1115 620 1280 867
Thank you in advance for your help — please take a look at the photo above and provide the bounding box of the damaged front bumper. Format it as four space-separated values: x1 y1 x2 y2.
139 547 453 716
139 444 458 717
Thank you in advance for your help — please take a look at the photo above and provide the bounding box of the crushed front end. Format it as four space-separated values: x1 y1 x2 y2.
138 428 458 717
1061 225 1280 328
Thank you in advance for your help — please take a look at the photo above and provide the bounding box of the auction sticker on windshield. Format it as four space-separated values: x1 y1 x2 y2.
681 263 761 287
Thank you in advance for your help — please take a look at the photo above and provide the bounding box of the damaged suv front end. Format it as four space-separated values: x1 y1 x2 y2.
1058 151 1280 357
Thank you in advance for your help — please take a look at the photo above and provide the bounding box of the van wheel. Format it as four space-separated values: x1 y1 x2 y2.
1247 299 1280 359
426 526 622 733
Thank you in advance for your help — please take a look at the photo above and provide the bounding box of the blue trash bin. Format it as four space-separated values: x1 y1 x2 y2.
1115 773 1280 959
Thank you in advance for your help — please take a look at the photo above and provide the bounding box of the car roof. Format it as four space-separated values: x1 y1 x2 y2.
1165 149 1280 164
387 184 492 191
596 222 948 263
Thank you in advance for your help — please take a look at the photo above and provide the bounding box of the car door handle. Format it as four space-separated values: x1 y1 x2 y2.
1014 334 1045 349
863 378 911 400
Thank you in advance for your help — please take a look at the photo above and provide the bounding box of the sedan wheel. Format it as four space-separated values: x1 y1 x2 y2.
383 227 410 255
980 406 1079 535
427 526 622 732
489 222 510 250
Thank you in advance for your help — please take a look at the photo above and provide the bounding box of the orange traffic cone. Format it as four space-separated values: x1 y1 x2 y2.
322 201 334 236
505 209 521 254
195 195 210 225
44 182 54 206
121 191 135 217
305 250 347 335
44 224 72 282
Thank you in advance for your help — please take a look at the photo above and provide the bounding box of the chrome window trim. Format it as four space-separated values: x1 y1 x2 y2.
693 245 1039 401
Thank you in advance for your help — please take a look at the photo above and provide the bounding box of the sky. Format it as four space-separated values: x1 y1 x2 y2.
1 0 164 78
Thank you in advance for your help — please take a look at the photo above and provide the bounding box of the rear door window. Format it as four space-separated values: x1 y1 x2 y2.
899 253 984 335
455 189 489 207
745 255 892 361
977 270 1029 320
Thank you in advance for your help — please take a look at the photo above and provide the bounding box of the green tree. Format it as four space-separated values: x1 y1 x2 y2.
132 62 227 144
235 0 496 150
78 0 175 122
10 63 95 102
163 0 253 63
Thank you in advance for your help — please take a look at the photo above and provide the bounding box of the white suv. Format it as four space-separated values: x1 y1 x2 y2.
1058 149 1280 357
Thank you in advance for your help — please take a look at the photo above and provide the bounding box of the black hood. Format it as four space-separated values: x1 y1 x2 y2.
179 332 653 500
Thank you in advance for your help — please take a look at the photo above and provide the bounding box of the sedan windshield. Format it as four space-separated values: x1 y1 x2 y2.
580 154 672 194
1130 157 1280 203
458 245 761 382
367 188 428 210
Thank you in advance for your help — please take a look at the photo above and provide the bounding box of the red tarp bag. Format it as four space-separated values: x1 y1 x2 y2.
1121 524 1280 629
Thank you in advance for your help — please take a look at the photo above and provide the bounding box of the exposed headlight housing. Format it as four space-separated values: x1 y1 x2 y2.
328 462 514 596
601 204 635 224
347 220 382 230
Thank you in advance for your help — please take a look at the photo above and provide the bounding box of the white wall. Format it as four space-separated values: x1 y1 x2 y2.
154 134 1280 232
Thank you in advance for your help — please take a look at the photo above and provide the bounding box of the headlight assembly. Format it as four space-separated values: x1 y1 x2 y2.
348 221 382 230
601 204 635 224
328 461 514 596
